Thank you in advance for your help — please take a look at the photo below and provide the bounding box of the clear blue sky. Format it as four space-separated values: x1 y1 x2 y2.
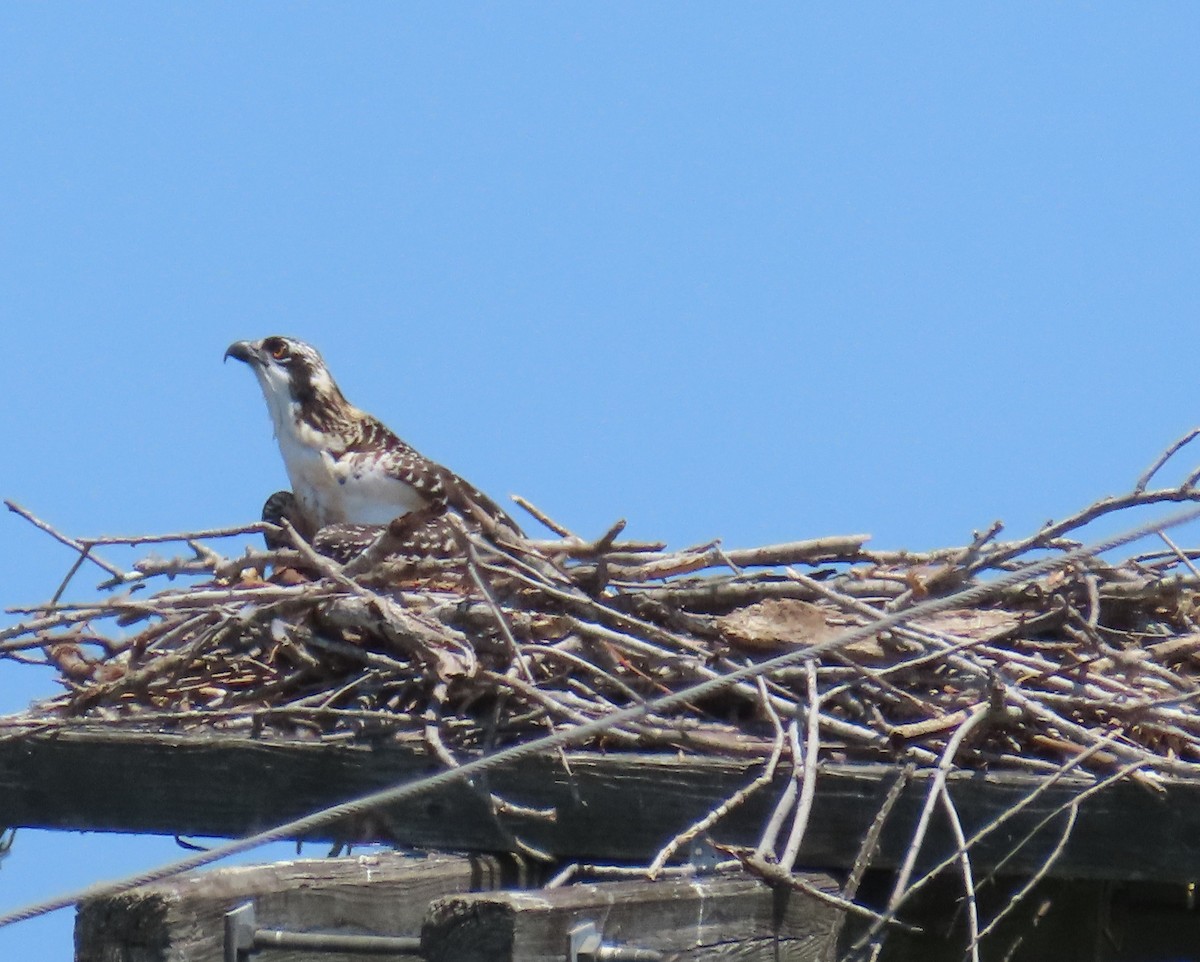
3 5 1200 956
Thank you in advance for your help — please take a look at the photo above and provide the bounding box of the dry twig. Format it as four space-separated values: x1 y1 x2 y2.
8 454 1200 956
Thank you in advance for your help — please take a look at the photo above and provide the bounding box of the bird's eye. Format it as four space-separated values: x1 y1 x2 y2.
270 341 290 361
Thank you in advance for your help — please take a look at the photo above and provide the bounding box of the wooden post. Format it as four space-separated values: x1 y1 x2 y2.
75 851 514 962
421 874 843 962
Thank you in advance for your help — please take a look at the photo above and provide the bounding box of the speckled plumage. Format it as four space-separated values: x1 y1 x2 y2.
260 489 464 566
227 335 518 562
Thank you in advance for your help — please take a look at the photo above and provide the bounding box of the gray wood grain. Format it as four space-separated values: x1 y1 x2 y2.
1 727 1192 882
76 851 486 962
422 874 842 962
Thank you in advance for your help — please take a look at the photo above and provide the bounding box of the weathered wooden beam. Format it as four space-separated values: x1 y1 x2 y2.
75 851 507 962
421 874 843 962
1 727 1197 881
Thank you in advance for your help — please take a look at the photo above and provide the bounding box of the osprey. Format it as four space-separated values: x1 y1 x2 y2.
225 335 519 562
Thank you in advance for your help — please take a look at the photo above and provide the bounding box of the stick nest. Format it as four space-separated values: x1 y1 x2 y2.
8 445 1200 787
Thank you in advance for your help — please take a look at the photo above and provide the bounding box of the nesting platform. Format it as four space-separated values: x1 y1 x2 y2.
8 453 1200 959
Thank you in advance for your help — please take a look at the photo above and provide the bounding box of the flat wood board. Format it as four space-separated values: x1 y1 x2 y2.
1 727 1195 882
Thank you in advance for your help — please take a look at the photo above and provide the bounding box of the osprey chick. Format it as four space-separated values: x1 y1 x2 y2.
225 335 519 558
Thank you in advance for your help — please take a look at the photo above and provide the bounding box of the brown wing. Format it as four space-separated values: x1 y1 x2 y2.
351 414 521 536
439 466 523 537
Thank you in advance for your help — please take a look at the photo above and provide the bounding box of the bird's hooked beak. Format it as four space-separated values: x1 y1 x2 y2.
224 340 261 366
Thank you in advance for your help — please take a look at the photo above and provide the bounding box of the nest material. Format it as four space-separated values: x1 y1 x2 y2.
12 444 1200 956
6 470 1200 781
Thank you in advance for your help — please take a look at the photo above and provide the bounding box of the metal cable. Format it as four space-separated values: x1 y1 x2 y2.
3 502 1198 929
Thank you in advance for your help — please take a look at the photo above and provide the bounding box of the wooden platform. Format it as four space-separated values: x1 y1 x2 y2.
76 851 844 962
2 725 1196 883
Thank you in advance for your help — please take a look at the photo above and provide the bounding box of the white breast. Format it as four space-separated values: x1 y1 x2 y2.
273 411 429 528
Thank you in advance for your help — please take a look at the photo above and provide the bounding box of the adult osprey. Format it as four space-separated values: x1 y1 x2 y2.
225 335 519 562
